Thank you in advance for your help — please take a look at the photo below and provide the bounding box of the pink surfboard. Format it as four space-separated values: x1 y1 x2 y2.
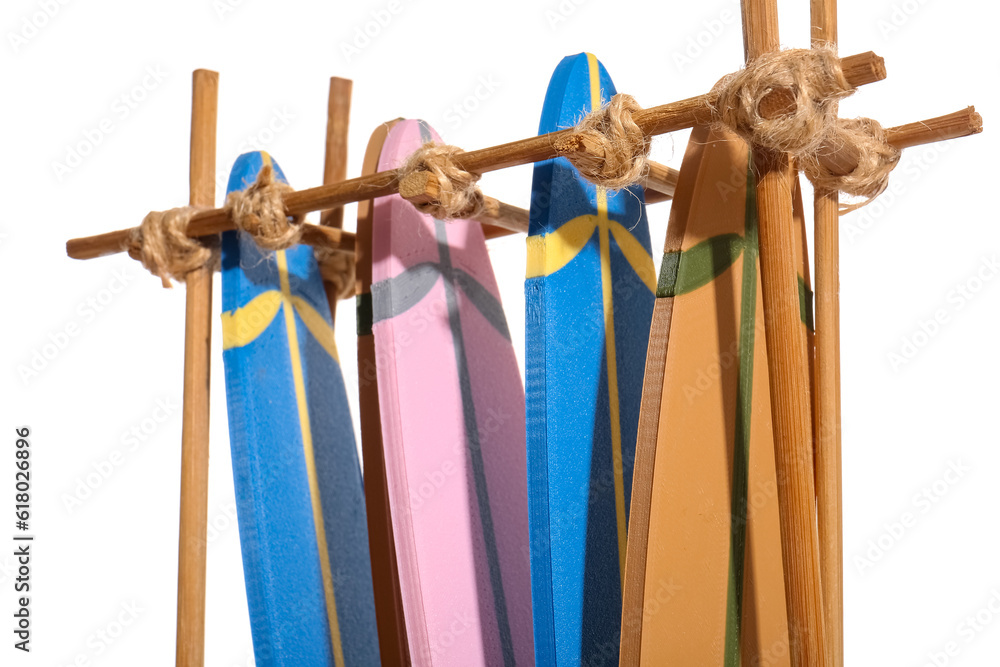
371 119 534 666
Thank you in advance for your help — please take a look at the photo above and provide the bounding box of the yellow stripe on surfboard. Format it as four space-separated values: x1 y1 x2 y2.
588 52 628 588
525 214 656 293
268 153 345 667
277 248 345 667
220 290 340 364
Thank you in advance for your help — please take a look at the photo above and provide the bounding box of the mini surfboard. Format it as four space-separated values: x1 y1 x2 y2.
620 124 814 665
357 119 411 666
220 151 380 667
524 53 656 666
371 119 534 666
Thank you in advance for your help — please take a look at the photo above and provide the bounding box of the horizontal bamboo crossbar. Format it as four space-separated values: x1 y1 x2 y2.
884 106 982 151
312 104 986 280
823 106 982 176
397 158 681 238
67 101 979 261
67 51 887 261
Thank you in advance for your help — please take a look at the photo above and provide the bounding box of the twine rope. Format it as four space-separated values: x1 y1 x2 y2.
710 45 901 205
711 46 853 157
125 207 216 288
395 49 899 217
798 116 902 211
124 163 355 291
398 143 486 221
316 247 356 300
546 45 896 207
224 163 303 251
553 93 651 191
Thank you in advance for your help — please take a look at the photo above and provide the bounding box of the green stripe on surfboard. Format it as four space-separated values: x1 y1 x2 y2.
722 159 758 665
356 292 373 337
799 275 814 331
656 234 743 299
656 233 814 333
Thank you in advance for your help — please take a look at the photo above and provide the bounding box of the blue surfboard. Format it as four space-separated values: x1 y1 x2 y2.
525 54 657 665
220 151 380 666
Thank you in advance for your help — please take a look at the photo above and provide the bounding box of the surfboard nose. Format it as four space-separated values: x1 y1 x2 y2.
226 150 290 193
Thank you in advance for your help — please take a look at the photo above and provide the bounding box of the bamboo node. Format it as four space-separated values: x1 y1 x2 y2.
555 93 651 190
398 142 485 220
125 207 216 288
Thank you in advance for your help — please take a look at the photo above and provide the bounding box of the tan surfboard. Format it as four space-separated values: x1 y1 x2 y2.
621 124 815 666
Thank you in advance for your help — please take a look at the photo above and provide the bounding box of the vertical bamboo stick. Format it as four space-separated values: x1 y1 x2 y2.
740 1 827 664
811 1 844 664
320 77 353 323
176 68 218 667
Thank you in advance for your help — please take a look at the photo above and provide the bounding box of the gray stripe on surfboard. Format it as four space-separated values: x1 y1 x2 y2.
432 215 514 667
452 268 511 341
371 263 510 344
371 262 439 323
418 118 514 666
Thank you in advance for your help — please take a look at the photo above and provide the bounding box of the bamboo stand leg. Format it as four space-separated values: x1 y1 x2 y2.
175 69 218 667
811 1 844 665
740 2 826 664
320 77 353 323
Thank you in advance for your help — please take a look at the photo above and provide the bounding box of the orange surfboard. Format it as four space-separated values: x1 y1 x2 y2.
621 124 814 666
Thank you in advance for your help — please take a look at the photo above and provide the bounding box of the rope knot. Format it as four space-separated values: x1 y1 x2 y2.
800 117 902 210
224 163 303 250
555 93 650 190
316 248 356 300
125 164 314 286
712 45 853 156
125 207 215 288
399 143 485 220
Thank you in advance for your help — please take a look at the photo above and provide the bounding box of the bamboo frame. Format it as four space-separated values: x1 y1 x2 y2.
66 104 978 264
66 51 888 262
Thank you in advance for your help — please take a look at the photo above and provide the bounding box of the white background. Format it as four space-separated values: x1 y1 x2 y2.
1 0 997 664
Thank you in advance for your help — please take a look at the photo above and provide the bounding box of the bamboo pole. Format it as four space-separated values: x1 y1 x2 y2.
811 1 843 665
397 158 679 235
741 1 827 664
175 68 217 667
642 160 680 204
320 77 352 232
884 107 983 150
319 77 353 323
